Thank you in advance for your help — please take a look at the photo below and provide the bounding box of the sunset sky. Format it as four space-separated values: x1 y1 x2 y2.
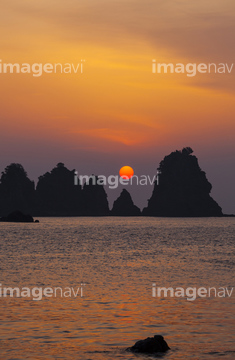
0 0 234 212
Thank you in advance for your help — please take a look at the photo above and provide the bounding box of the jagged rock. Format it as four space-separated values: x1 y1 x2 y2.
126 335 170 354
0 210 34 223
111 189 141 216
143 147 223 217
0 163 35 216
36 163 83 216
82 175 110 216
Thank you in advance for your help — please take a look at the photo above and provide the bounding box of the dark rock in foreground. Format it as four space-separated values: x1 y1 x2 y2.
0 211 34 223
126 335 170 354
143 147 223 217
111 189 141 216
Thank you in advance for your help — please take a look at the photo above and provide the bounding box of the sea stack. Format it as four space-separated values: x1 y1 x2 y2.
82 176 110 216
143 147 223 217
111 189 141 216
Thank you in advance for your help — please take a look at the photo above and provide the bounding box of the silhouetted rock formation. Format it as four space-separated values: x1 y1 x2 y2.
0 211 34 223
0 164 35 216
82 176 110 216
111 189 141 216
143 147 223 217
0 152 227 217
126 335 170 354
0 163 110 216
36 163 83 216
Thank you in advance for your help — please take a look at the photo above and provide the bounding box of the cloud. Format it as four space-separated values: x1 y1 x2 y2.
1 0 235 62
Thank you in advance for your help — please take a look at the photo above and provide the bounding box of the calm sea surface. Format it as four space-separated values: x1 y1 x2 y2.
0 217 234 360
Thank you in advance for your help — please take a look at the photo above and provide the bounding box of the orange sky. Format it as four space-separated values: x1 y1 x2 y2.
0 0 234 212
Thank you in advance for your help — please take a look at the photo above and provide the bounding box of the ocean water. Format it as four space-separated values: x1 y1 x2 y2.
0 217 234 360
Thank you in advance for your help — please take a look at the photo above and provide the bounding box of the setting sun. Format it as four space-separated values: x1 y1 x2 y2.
119 166 134 179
